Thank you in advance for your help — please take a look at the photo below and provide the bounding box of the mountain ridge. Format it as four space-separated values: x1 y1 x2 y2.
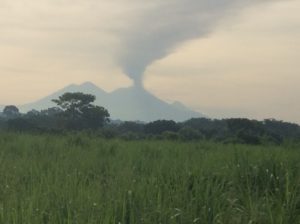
16 82 204 122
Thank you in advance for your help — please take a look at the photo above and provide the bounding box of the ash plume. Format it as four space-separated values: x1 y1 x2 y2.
118 0 281 88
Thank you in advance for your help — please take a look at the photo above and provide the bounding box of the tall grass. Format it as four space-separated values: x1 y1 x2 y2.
0 132 299 223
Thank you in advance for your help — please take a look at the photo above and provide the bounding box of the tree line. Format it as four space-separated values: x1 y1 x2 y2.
0 92 299 145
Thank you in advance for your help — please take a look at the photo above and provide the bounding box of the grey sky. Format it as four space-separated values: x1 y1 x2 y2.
0 0 299 123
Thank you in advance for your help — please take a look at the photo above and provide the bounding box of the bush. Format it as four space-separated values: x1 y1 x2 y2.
145 120 180 135
162 131 180 140
6 118 36 132
100 128 118 139
120 132 144 141
179 127 204 141
236 130 261 145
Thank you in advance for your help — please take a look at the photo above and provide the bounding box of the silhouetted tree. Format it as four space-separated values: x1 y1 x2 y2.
145 120 179 135
263 119 300 139
40 107 63 117
52 93 95 119
3 105 20 118
81 105 110 129
162 131 179 140
226 119 265 144
119 121 145 133
6 118 35 131
52 92 110 130
183 118 227 139
179 127 203 141
26 109 40 117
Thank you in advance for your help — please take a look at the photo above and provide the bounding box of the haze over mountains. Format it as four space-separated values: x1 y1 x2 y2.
15 82 203 122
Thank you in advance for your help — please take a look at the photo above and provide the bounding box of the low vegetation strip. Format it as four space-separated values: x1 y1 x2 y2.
1 93 300 145
0 133 300 223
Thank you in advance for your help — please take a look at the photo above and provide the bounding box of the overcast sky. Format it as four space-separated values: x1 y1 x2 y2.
0 0 299 123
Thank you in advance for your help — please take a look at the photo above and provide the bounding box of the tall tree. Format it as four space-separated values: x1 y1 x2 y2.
52 92 95 119
3 105 20 118
52 92 109 130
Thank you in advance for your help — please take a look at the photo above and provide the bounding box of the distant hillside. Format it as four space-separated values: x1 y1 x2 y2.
19 82 107 112
18 82 204 122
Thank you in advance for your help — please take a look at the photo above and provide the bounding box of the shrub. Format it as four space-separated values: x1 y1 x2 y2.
179 127 204 141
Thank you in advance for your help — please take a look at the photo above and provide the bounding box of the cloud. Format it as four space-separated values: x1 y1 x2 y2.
117 0 283 86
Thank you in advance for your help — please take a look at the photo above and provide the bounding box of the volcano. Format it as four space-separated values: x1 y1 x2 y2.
19 82 204 122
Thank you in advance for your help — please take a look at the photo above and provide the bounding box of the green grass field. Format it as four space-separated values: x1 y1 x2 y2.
0 133 300 223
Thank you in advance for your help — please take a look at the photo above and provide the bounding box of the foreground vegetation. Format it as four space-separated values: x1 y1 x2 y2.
0 132 300 223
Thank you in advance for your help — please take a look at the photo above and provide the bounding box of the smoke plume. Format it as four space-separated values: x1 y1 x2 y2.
118 0 280 87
